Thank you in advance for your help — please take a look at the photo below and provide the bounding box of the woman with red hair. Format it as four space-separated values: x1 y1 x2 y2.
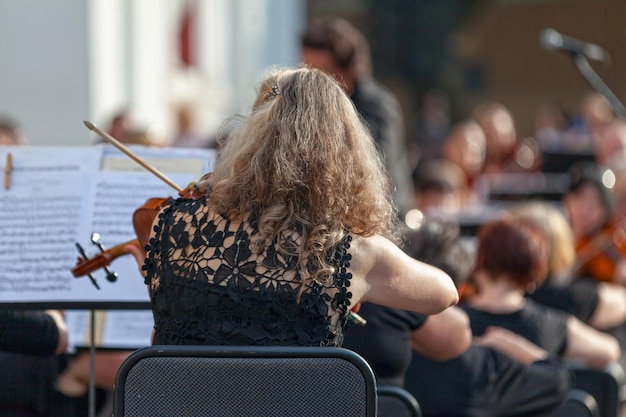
462 216 620 369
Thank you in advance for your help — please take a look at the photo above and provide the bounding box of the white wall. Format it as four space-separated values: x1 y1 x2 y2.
0 0 91 145
0 0 305 146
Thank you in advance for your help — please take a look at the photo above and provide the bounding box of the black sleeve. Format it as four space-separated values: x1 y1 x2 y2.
530 277 600 322
0 310 59 355
484 348 572 417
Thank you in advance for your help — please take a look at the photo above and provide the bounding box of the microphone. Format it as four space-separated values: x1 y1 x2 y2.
540 28 609 64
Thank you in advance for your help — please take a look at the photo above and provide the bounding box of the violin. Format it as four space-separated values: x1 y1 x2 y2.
71 197 171 279
574 219 626 283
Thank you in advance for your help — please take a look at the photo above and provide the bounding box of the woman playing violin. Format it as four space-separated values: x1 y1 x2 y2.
562 162 626 284
125 67 458 347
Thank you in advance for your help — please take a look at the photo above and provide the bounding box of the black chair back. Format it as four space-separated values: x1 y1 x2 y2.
377 385 422 417
548 389 600 417
570 363 626 417
113 345 377 417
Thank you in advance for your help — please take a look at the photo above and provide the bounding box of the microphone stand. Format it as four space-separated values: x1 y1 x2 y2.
571 52 626 119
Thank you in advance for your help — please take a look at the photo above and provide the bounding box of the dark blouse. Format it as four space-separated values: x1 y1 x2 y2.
144 197 354 347
529 276 600 323
462 298 569 356
342 302 428 386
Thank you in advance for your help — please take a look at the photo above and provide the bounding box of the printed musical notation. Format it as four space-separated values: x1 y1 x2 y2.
0 144 215 307
65 310 153 350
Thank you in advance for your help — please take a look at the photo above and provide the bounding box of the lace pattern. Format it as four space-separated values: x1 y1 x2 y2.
143 197 353 346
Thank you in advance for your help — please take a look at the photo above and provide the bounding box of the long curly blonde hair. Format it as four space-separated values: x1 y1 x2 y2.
197 67 398 283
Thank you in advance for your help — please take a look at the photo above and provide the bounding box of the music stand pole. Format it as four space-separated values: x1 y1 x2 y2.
573 53 626 119
89 310 96 417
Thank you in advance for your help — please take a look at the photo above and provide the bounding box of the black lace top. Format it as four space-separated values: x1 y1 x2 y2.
143 197 354 347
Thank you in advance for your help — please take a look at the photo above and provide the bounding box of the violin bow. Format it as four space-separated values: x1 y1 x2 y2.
83 120 184 194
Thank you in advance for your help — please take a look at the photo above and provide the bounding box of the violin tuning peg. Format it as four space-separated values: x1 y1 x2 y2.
106 271 119 283
74 241 101 289
91 232 109 255
75 242 89 261
91 232 102 246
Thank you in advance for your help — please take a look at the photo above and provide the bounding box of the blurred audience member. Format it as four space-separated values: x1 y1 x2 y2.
407 159 466 221
97 110 159 146
172 105 207 148
463 216 621 369
473 101 540 175
0 115 27 146
439 120 488 207
566 92 615 153
473 101 518 174
301 16 413 216
595 118 626 169
106 110 129 143
534 101 570 152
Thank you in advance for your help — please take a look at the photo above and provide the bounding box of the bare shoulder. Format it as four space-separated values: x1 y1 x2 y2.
348 234 399 302
349 234 400 275
348 234 412 287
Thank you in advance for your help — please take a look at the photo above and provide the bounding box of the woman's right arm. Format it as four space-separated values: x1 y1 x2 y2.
588 281 626 330
565 315 621 369
350 234 459 314
411 306 472 360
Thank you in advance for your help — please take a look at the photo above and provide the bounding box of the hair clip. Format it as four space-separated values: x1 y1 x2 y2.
268 85 281 99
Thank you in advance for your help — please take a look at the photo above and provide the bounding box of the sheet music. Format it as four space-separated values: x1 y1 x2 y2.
0 145 215 306
65 310 90 349
65 310 153 350
75 170 195 303
0 172 91 297
100 143 214 175
100 310 153 348
0 147 99 302
1 146 102 172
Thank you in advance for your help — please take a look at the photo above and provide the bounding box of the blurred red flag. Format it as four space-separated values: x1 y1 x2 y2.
179 0 195 67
